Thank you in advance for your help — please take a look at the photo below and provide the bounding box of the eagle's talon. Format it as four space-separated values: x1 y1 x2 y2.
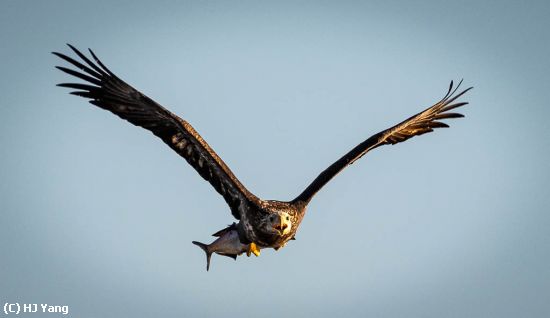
246 242 260 257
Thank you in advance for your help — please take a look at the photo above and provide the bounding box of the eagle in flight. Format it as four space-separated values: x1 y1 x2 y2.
54 44 472 270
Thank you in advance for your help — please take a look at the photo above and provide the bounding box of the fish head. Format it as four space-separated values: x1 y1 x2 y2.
264 211 292 236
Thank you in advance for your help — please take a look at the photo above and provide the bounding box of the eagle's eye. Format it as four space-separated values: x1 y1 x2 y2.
286 216 290 221
270 215 275 222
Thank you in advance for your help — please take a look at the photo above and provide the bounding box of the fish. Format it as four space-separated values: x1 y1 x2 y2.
192 223 251 271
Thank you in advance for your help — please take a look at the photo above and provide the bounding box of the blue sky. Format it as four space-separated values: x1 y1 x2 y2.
1 1 549 317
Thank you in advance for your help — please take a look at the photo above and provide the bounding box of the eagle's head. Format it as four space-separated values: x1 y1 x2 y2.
264 211 292 236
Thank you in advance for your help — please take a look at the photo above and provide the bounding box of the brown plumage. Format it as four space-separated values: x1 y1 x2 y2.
54 44 472 268
292 81 472 204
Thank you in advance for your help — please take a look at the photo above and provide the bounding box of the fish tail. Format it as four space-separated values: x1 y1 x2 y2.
192 241 212 271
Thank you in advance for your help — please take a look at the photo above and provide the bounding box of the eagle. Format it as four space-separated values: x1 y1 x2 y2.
54 44 472 269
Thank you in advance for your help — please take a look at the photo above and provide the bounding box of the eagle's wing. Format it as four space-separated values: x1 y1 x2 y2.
54 44 261 219
293 81 472 204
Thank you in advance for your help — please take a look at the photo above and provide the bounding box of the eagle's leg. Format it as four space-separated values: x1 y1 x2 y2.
246 242 261 257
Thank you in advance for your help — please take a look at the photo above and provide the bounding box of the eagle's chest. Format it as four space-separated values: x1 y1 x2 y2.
252 229 296 249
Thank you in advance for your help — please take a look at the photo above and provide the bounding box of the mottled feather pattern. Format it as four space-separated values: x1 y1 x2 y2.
54 44 261 220
380 81 471 146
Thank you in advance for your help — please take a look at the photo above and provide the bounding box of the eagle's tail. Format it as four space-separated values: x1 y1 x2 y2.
192 241 212 271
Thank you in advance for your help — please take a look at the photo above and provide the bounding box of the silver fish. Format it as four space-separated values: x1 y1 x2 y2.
192 224 252 271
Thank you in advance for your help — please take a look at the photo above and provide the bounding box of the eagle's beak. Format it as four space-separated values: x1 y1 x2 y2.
273 219 288 234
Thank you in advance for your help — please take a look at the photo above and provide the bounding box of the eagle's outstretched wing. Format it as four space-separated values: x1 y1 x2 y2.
293 81 472 205
54 44 261 219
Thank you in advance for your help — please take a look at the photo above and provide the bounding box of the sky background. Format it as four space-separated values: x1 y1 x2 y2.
1 0 549 317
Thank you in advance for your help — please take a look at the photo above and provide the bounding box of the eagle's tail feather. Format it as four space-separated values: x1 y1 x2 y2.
192 241 212 271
